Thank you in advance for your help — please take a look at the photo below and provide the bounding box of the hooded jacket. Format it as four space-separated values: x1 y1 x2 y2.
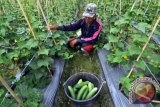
58 18 102 45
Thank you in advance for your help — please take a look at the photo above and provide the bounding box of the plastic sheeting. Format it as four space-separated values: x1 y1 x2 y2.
43 57 65 107
97 49 153 107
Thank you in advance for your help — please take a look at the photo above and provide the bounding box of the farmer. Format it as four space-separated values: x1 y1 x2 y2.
48 3 102 56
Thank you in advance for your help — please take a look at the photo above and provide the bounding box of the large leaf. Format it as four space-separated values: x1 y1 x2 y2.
0 49 6 55
114 18 130 26
132 34 148 42
59 40 66 45
37 49 49 56
16 27 25 34
138 22 151 30
37 57 53 67
6 50 20 59
110 27 120 34
134 60 146 70
0 28 6 36
26 39 39 49
0 89 4 97
103 43 112 50
128 45 141 55
108 35 119 43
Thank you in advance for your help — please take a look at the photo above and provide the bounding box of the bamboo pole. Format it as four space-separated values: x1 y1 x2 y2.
37 0 57 45
0 75 23 106
127 16 160 78
120 0 122 15
16 0 37 40
131 0 139 11
1 0 5 13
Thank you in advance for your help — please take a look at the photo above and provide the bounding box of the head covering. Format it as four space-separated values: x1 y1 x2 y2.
83 3 97 18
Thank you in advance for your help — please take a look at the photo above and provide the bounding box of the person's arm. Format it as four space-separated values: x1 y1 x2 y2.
49 19 84 31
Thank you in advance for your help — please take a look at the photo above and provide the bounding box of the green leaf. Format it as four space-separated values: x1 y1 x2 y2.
128 45 141 55
138 22 151 30
114 18 130 26
0 49 6 55
6 50 20 59
37 57 53 67
26 39 39 49
37 49 49 56
16 27 25 34
0 57 3 63
59 40 66 45
132 34 148 42
0 28 6 36
112 56 122 63
134 61 146 70
53 33 61 38
118 42 124 48
110 27 120 34
0 89 4 97
37 59 48 67
24 101 38 107
103 43 112 50
34 72 43 79
108 35 119 43
29 61 39 70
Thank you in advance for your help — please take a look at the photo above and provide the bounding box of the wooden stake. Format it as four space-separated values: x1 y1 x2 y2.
36 0 57 45
127 16 160 78
0 75 23 106
131 0 139 11
120 0 122 15
16 0 37 40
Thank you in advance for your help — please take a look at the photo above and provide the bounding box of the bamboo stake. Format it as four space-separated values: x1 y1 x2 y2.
36 0 41 20
37 0 57 45
0 75 23 106
16 0 37 40
120 0 122 15
131 0 139 11
1 0 5 13
127 16 160 78
112 1 118 15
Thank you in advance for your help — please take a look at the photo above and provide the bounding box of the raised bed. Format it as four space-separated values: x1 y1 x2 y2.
97 49 154 107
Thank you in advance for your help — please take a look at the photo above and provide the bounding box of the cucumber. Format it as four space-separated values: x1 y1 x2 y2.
73 79 83 93
91 83 94 89
74 81 89 89
88 82 94 92
68 86 76 99
82 87 89 100
85 87 98 100
76 85 87 100
77 79 83 84
73 87 77 93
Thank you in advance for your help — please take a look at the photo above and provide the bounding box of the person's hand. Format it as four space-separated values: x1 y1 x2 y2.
70 39 77 47
47 24 59 30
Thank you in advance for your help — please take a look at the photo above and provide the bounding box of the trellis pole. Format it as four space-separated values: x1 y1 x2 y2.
16 0 37 40
0 75 23 106
131 0 139 11
127 16 160 78
36 0 57 45
120 0 122 15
